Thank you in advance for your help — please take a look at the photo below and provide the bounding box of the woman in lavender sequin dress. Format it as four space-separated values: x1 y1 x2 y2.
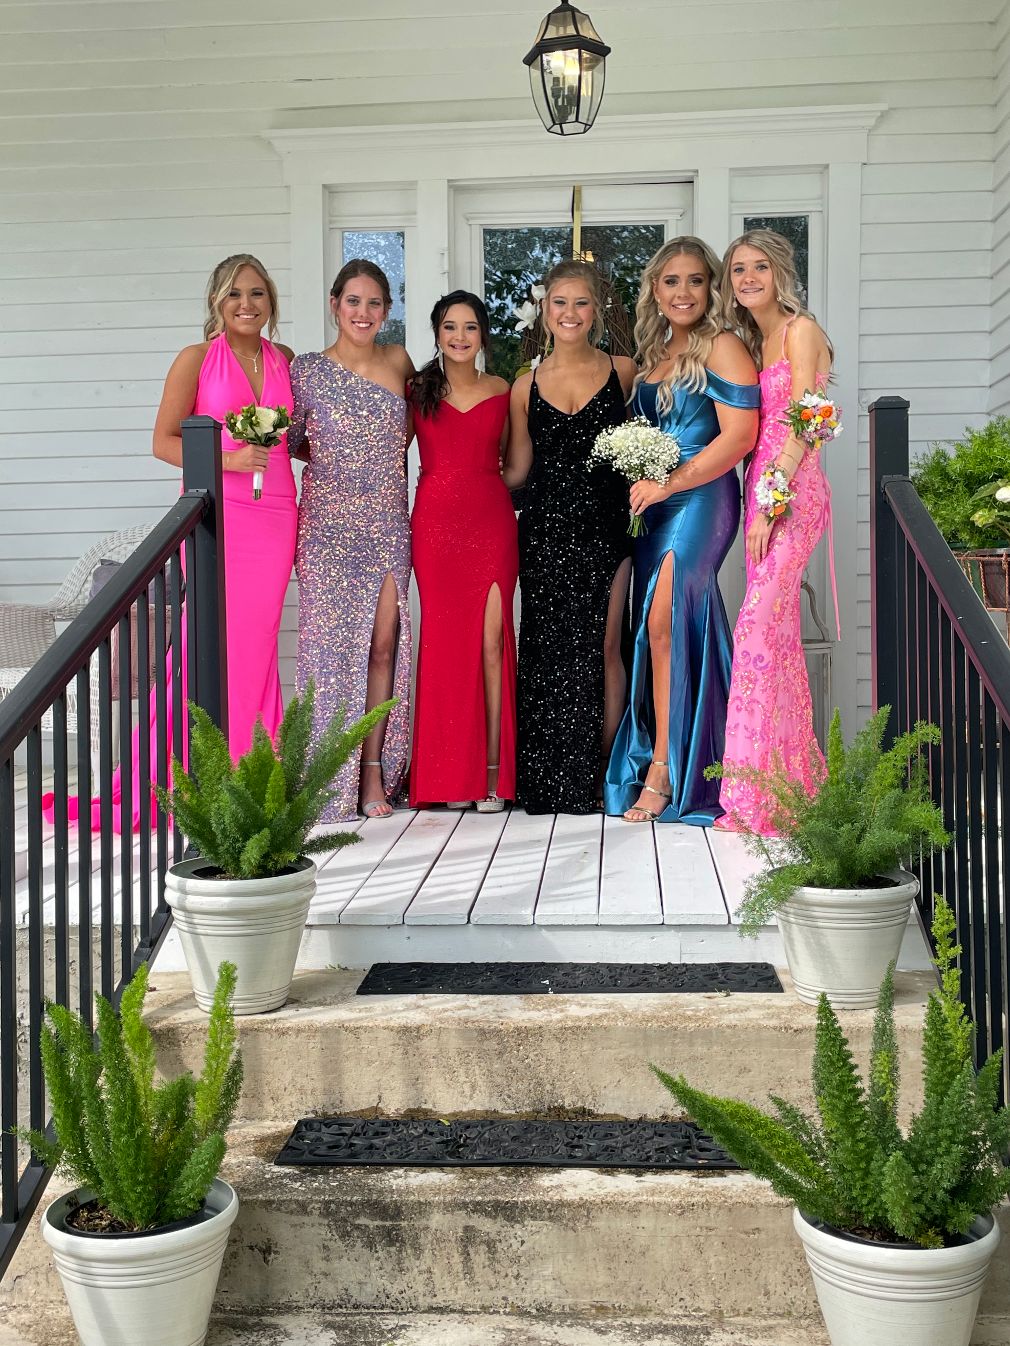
289 260 414 822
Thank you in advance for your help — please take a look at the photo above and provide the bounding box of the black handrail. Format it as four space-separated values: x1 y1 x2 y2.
0 417 227 1277
871 396 1010 1098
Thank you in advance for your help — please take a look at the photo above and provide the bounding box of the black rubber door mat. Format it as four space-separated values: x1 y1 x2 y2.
355 961 782 995
275 1117 739 1171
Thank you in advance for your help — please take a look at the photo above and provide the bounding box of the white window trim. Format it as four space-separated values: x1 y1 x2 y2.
265 102 886 732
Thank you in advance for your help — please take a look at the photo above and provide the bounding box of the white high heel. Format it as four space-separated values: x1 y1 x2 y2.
476 764 505 814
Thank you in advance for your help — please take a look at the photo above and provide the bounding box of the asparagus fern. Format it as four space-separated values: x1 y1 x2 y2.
157 680 396 879
16 962 243 1231
653 900 1010 1248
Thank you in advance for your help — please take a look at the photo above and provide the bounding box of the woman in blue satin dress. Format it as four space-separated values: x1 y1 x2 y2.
604 238 759 824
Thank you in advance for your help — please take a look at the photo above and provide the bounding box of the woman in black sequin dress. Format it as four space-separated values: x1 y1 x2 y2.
505 260 635 814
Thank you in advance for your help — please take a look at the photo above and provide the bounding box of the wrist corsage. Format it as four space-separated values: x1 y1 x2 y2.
781 391 842 451
754 466 795 522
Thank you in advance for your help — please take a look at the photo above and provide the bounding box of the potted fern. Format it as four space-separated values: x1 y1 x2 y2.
18 962 242 1346
708 706 949 1008
654 900 1007 1346
158 682 394 1015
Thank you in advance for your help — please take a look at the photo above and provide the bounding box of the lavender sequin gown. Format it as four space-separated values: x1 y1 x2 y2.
290 353 411 821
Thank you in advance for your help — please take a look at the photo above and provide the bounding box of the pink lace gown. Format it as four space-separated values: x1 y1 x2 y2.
45 334 297 831
717 352 832 835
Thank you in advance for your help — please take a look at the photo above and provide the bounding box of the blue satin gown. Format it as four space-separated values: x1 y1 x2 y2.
604 371 760 825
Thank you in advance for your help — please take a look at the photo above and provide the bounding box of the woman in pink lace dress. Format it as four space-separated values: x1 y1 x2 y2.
716 230 836 835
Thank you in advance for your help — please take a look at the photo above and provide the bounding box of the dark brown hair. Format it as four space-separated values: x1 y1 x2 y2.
330 258 393 309
411 290 492 419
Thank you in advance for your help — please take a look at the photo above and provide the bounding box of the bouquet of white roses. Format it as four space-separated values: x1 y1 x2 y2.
589 416 681 537
224 403 291 500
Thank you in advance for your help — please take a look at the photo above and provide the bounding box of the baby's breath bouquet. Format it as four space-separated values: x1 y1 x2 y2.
224 402 291 499
589 416 680 537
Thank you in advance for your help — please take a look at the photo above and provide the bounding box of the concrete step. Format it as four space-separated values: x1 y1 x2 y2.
9 1125 1008 1327
146 967 933 1121
1 1306 834 1346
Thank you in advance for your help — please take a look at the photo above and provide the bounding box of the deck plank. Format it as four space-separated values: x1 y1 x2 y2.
706 827 767 925
534 812 601 926
339 811 459 926
599 815 663 925
312 811 412 924
656 825 729 925
469 808 553 926
405 808 510 925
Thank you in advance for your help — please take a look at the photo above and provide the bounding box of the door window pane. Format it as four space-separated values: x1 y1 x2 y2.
742 214 809 300
483 223 665 381
341 230 406 347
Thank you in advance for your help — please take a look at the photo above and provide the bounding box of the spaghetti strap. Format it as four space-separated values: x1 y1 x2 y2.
607 350 616 371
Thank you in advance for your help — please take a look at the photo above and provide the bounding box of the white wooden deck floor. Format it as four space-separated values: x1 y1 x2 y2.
10 770 786 964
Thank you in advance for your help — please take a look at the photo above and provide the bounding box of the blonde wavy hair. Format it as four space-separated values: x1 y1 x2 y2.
720 230 830 369
634 237 723 412
203 254 279 341
540 259 606 347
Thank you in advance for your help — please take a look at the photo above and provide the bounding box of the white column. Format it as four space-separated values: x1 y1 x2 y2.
409 179 450 363
289 181 328 355
824 159 863 733
694 166 731 254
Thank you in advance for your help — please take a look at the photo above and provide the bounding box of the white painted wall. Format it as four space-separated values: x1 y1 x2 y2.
0 0 1003 720
992 0 1010 415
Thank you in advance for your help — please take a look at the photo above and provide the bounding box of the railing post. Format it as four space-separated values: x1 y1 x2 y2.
181 416 228 740
869 396 910 731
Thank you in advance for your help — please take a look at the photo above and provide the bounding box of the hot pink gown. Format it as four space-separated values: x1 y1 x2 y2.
45 334 297 831
718 330 833 835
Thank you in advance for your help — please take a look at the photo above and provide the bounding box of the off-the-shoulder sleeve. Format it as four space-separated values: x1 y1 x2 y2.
704 369 760 409
286 354 309 455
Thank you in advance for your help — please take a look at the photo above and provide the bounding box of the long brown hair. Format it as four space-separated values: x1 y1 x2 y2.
411 290 492 418
203 254 279 341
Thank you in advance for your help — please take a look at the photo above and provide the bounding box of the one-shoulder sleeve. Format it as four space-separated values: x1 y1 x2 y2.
704 369 760 409
287 353 310 455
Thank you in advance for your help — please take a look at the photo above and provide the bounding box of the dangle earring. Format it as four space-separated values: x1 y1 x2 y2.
436 347 445 373
476 347 486 375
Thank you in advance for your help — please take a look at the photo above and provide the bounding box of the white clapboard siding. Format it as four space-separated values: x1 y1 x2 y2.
598 815 663 926
405 808 510 925
469 808 554 926
656 826 730 926
534 812 602 926
338 811 459 925
992 4 1010 415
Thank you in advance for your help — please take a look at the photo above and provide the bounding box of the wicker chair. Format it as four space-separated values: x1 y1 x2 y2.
0 526 155 750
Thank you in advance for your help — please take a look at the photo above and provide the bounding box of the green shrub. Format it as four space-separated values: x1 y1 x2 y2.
706 706 950 934
653 899 1010 1248
156 680 396 880
16 962 242 1232
910 416 1010 550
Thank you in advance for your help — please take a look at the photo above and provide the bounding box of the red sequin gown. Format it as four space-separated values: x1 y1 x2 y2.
409 392 517 805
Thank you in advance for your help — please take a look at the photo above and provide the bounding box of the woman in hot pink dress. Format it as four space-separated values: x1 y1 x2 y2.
716 230 836 835
46 254 297 830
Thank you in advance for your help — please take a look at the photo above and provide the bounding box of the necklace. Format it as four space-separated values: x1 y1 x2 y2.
229 342 261 374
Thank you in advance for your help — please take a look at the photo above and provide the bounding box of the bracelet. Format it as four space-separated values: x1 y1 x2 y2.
754 466 796 522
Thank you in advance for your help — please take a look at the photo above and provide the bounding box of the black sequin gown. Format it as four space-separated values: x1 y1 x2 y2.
516 362 630 814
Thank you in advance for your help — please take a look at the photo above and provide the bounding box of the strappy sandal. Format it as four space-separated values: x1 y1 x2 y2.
623 759 672 823
476 764 505 814
360 760 393 819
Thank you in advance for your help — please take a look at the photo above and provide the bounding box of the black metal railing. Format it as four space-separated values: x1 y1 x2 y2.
0 416 227 1276
871 396 1010 1097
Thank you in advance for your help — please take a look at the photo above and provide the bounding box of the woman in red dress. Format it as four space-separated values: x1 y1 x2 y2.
409 291 516 810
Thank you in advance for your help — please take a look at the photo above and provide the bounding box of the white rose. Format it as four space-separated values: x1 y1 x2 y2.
252 406 278 436
513 299 539 333
531 283 547 301
995 485 1010 502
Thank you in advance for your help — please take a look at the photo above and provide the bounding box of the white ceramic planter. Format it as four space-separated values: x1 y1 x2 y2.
42 1179 239 1346
794 1207 999 1346
165 856 316 1014
776 870 918 1008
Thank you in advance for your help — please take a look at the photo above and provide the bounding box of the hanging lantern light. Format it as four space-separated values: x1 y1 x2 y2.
523 2 611 137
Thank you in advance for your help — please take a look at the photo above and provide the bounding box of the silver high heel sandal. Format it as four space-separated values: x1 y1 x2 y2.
476 764 505 814
360 759 393 819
